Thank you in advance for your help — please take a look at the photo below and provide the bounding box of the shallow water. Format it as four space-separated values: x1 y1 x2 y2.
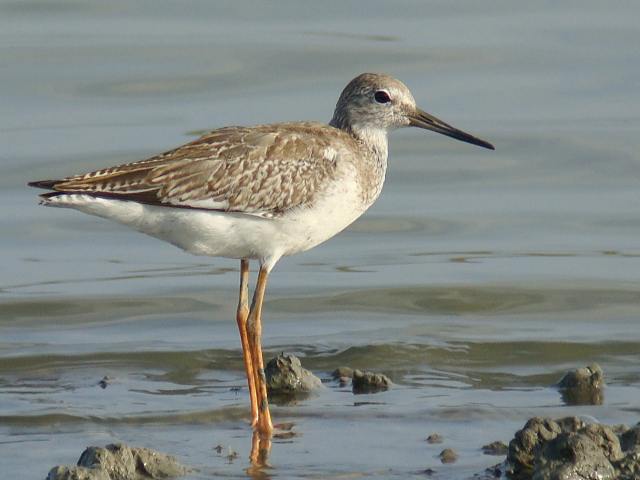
2 1 640 478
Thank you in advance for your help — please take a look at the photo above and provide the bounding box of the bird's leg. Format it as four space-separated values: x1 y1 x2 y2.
236 259 258 427
246 265 273 435
248 429 272 469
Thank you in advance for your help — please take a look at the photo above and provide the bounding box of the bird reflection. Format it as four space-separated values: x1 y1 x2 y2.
246 430 272 478
244 422 299 476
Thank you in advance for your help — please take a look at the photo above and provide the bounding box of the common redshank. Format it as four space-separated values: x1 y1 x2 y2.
29 72 494 438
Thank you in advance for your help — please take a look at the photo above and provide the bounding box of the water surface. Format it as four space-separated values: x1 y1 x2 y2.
2 1 640 478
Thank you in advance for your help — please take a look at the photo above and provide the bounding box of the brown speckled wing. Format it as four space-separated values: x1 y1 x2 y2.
34 123 343 217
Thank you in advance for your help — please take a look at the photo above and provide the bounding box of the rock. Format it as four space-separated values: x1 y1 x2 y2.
505 416 640 480
98 376 112 389
581 423 624 462
616 446 640 480
265 353 322 395
47 443 187 480
620 423 640 452
557 363 604 405
337 376 350 387
426 433 443 444
507 416 579 477
47 466 110 480
557 363 604 389
331 366 353 387
617 425 640 480
533 427 620 480
331 366 354 380
610 423 630 437
482 440 508 456
476 463 504 479
79 443 187 479
438 448 458 464
351 369 391 394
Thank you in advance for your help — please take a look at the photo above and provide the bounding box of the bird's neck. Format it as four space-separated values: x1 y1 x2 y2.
330 117 389 165
330 117 389 205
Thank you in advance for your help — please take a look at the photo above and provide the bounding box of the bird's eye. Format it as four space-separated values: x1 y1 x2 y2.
374 91 391 104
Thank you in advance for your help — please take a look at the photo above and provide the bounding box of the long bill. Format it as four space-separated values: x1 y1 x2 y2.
409 108 495 150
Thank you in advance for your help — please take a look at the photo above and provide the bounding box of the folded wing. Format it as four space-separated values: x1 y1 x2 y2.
30 123 342 217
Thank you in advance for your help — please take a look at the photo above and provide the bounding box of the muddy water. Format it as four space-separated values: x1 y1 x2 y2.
2 1 640 478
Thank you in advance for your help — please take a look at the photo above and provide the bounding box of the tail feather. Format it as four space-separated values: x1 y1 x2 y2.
29 179 188 210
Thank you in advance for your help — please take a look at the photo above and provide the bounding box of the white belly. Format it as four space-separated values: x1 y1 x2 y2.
41 167 371 269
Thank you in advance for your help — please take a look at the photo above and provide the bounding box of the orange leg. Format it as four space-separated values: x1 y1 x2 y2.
236 259 258 427
247 266 273 435
248 429 272 468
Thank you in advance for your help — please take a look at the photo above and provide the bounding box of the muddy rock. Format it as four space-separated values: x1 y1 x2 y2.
331 366 354 380
331 366 353 386
47 443 187 480
557 363 604 389
98 376 112 389
620 423 640 451
426 433 444 444
351 369 391 394
533 426 621 480
508 416 581 477
617 447 640 480
265 353 322 395
47 466 110 480
476 464 504 479
557 363 604 405
505 416 640 480
617 424 640 480
438 448 458 464
482 440 508 456
337 377 350 387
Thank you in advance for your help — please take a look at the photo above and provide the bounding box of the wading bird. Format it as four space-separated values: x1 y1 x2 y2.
29 73 494 441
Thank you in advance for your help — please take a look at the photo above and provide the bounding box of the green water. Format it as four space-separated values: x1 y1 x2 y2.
2 1 640 478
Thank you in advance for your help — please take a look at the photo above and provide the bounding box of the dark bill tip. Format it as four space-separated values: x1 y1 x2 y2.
409 108 495 150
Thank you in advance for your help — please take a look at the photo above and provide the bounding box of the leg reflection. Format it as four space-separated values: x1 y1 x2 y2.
247 430 272 476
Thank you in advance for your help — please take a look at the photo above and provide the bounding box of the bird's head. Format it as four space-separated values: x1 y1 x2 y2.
331 73 494 150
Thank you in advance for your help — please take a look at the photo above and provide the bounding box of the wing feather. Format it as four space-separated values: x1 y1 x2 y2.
32 123 347 216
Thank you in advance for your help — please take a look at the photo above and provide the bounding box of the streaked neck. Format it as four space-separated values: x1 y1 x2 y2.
329 116 389 166
330 117 389 206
